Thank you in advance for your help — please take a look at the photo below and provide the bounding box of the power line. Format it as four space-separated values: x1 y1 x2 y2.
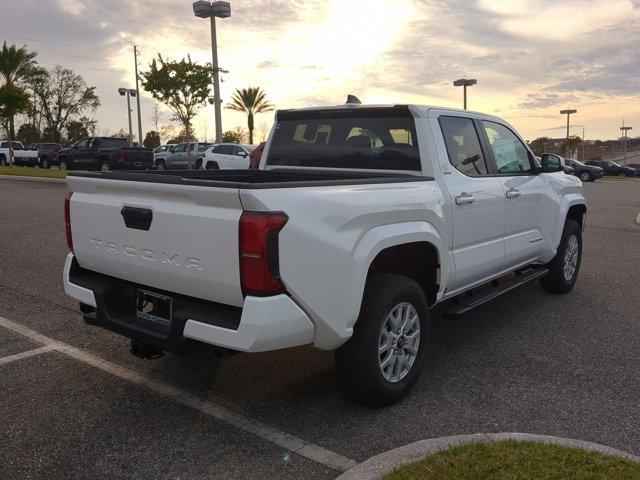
38 62 128 73
0 33 120 53
37 50 112 62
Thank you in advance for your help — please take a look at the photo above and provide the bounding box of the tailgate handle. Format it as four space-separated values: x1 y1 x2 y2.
121 206 153 231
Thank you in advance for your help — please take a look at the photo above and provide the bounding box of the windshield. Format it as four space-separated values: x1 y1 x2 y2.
573 160 585 166
267 108 421 171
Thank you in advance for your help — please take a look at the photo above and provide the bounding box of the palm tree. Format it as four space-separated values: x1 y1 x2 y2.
0 42 41 138
225 87 274 144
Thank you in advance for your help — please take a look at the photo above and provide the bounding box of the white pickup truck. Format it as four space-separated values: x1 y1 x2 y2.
63 103 586 405
0 140 39 166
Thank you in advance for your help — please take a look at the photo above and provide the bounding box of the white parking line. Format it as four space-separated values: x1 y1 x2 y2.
0 345 57 366
0 315 357 473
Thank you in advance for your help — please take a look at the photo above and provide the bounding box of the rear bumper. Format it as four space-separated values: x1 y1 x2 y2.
63 253 314 353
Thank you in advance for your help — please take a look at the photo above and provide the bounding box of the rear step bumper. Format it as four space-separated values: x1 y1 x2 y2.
63 253 314 353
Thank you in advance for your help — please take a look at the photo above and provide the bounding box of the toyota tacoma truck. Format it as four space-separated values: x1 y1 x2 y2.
63 103 586 406
56 137 154 171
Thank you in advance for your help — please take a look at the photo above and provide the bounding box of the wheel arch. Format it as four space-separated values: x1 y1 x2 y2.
351 222 445 324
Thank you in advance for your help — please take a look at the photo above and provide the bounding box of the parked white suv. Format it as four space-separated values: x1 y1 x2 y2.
202 143 255 169
63 103 586 405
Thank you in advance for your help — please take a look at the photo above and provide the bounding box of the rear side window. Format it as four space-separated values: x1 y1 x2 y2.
439 116 489 177
267 108 421 171
100 138 129 148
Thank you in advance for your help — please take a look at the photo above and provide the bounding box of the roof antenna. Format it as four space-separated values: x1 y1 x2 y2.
346 94 362 105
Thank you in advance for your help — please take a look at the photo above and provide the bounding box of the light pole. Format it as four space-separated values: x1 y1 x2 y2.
560 109 577 140
620 121 633 162
118 87 137 147
453 78 477 110
193 1 230 143
133 45 143 146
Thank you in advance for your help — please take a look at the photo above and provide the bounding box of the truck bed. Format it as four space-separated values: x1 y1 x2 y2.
68 168 432 188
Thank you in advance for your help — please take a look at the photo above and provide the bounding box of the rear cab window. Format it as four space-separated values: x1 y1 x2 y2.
267 107 421 171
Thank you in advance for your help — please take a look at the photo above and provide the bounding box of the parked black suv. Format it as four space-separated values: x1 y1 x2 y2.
565 158 604 182
26 142 63 169
586 160 638 177
56 137 153 171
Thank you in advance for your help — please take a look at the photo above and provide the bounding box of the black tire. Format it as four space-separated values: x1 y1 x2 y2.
41 157 50 169
196 158 203 170
0 156 7 166
99 161 110 172
156 160 166 171
59 160 68 170
540 219 582 294
205 161 219 170
336 274 430 406
579 171 591 182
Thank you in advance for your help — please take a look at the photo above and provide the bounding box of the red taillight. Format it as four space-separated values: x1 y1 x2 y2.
239 211 288 296
64 192 74 252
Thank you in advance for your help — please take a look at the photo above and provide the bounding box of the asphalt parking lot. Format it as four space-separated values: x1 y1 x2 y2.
1 176 639 479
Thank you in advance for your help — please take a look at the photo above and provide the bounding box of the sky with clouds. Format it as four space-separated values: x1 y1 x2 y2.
2 0 639 142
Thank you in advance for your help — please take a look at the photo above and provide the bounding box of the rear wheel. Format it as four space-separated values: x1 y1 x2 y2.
540 219 582 294
156 160 166 171
0 155 7 166
58 160 68 170
196 158 203 170
336 274 430 406
41 157 50 169
100 161 110 172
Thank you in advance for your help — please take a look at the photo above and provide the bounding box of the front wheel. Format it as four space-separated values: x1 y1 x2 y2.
336 274 430 406
100 161 110 172
59 160 68 171
41 158 49 169
0 156 7 166
156 160 166 171
540 219 582 294
579 171 591 182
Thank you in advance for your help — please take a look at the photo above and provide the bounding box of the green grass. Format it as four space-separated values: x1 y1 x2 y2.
0 166 67 179
382 441 640 480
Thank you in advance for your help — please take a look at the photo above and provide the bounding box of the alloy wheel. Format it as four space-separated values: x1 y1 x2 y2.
563 234 579 281
378 302 420 383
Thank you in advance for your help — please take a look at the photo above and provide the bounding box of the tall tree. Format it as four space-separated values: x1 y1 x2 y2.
0 84 30 165
225 87 274 144
141 55 212 168
0 42 43 138
29 67 100 142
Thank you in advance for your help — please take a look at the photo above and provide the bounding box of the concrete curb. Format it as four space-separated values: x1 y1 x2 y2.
335 432 640 480
0 174 67 184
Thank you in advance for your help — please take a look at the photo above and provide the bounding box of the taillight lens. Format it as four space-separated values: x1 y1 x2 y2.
239 211 288 296
64 192 74 252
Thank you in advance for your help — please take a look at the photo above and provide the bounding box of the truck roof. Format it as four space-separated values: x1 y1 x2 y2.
275 103 503 121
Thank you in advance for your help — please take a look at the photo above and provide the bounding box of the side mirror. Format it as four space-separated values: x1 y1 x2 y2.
541 153 563 173
238 151 248 158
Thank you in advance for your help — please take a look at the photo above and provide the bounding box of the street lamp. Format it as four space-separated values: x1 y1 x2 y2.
118 88 137 146
453 78 477 110
193 1 230 143
560 109 577 140
620 121 633 161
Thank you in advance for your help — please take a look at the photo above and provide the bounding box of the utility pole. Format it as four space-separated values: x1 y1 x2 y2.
134 45 143 146
620 120 633 164
560 109 577 140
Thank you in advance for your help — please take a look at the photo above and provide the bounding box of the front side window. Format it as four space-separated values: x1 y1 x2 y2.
172 143 187 153
439 116 488 177
268 108 421 171
482 121 534 174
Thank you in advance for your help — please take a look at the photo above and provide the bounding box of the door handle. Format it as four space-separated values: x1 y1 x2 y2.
506 188 522 199
455 193 476 205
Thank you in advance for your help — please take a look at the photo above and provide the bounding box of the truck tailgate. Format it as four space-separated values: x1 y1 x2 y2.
67 175 244 307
